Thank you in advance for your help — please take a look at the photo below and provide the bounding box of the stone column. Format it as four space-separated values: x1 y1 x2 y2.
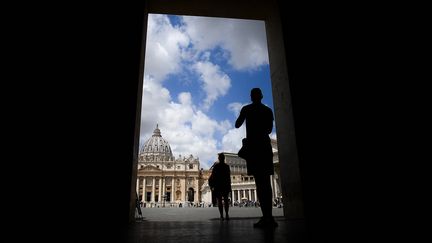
248 189 252 200
171 177 175 202
194 177 198 202
152 177 156 203
158 177 162 202
270 175 275 200
183 178 187 202
136 177 140 196
142 177 146 203
254 189 257 202
237 190 240 202
161 177 165 204
266 5 304 218
273 176 279 198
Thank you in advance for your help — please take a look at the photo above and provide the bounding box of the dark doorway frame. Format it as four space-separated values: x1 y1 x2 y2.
129 0 303 222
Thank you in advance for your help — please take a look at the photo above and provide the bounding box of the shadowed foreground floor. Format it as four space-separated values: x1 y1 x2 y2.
121 208 306 243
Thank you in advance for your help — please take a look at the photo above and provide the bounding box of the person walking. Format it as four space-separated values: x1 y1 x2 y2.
235 87 278 228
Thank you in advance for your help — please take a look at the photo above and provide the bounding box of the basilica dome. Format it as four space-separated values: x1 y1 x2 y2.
140 124 174 161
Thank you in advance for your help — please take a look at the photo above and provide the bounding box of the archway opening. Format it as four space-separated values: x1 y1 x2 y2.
130 0 303 223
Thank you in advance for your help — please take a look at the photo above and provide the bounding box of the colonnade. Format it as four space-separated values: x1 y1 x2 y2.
136 176 199 205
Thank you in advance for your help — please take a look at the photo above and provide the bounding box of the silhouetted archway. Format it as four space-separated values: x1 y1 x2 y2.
130 0 304 222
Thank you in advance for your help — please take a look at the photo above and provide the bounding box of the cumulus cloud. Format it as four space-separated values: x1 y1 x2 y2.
217 119 231 134
140 14 272 169
182 15 269 70
167 129 218 168
140 76 172 144
221 126 246 153
144 14 189 81
227 102 245 117
178 92 192 106
192 60 231 110
140 76 231 169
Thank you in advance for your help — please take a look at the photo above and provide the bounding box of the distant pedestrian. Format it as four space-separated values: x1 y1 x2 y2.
135 192 143 219
208 153 232 220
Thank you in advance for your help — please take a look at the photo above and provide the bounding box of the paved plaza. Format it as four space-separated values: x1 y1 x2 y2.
137 206 284 221
123 207 306 243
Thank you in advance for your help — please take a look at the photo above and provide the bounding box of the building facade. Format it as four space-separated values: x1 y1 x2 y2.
136 125 201 207
137 125 281 207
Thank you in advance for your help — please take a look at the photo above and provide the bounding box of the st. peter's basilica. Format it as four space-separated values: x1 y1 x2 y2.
136 125 281 207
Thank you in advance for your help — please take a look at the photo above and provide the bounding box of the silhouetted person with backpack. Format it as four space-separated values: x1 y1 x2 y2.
235 87 278 228
209 153 232 220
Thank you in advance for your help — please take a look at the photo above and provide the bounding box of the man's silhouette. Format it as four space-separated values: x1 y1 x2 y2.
235 87 278 228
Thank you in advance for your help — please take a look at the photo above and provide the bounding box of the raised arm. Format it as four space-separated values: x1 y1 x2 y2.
235 107 245 128
266 109 274 134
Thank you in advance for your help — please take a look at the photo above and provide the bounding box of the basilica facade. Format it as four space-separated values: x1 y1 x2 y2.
136 125 201 207
136 125 281 208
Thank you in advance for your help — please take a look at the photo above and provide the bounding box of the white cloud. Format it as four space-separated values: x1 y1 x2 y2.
217 119 231 134
144 14 190 81
140 77 232 169
182 16 269 70
193 60 231 110
191 111 219 137
221 126 246 153
140 14 271 169
178 92 192 106
140 76 172 144
227 102 245 117
166 130 218 169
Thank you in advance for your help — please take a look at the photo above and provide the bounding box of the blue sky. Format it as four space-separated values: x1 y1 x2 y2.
140 14 276 169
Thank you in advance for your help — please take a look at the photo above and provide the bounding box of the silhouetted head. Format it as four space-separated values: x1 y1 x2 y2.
250 88 263 103
218 153 225 163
